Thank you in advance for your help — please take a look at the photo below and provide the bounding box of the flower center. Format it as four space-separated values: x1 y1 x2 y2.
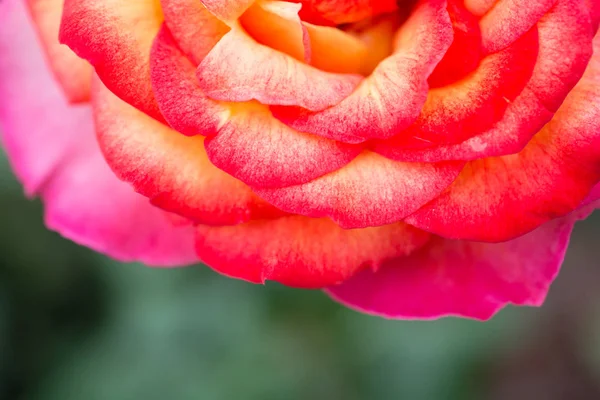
238 0 413 76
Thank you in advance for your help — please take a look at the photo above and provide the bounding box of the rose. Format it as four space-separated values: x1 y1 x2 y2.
0 0 599 320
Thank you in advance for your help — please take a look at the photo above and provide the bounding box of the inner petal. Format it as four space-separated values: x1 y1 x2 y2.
293 0 400 25
240 1 310 62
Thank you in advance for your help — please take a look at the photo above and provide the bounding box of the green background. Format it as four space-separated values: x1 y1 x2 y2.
1 151 599 400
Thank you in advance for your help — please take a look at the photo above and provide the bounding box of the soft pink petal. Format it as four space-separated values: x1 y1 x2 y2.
326 208 595 320
0 0 197 266
581 183 600 207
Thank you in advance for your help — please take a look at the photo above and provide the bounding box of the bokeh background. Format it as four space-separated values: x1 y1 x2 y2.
0 149 599 400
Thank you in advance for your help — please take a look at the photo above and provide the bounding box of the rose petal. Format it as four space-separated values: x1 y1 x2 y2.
587 0 600 31
240 1 310 62
200 0 255 22
428 0 482 88
464 0 496 16
195 217 430 288
376 0 594 162
581 183 600 207
205 103 363 189
405 32 600 242
25 0 92 102
0 0 198 266
382 26 538 149
160 0 230 65
480 0 555 54
60 0 165 121
255 152 464 229
271 0 453 143
326 211 588 320
93 76 285 226
150 25 228 137
337 13 401 74
294 0 398 25
197 25 362 111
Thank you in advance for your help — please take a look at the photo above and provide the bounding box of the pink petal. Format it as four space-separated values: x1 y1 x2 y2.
0 0 197 266
326 208 595 320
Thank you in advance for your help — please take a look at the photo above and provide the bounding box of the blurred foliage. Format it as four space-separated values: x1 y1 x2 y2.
0 150 599 400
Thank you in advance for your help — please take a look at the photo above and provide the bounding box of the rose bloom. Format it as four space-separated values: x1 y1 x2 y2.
1 0 599 320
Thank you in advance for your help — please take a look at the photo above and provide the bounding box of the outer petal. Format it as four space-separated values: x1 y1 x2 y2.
25 0 92 102
93 76 284 225
581 183 600 207
60 0 165 121
195 217 430 288
326 210 588 321
0 0 197 266
255 152 464 229
405 31 600 242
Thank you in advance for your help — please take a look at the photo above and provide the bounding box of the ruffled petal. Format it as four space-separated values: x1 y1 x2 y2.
205 103 363 189
271 0 453 143
326 210 590 320
60 0 165 121
0 0 198 266
480 0 555 54
376 0 594 162
195 217 430 288
382 26 538 148
196 25 361 111
93 75 284 225
428 0 482 88
405 31 600 242
150 25 227 137
255 152 464 228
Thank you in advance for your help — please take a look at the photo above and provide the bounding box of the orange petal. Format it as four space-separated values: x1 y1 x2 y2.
60 0 165 121
241 1 310 62
201 0 256 21
93 76 284 226
160 0 230 65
